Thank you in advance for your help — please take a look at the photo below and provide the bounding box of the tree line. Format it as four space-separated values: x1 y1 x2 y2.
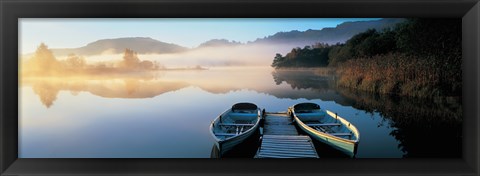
22 43 162 76
271 18 462 98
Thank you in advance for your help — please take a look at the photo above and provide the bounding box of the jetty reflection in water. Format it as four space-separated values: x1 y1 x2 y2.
19 67 461 158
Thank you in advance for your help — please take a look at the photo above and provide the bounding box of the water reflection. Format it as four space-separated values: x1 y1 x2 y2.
272 69 335 90
31 82 60 108
24 68 347 108
19 67 462 158
270 69 352 103
336 88 462 157
22 77 190 108
272 69 462 158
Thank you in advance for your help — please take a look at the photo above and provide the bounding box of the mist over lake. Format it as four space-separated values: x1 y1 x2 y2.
19 18 462 158
80 43 296 68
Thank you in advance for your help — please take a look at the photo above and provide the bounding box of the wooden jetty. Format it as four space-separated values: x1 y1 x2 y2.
255 112 319 158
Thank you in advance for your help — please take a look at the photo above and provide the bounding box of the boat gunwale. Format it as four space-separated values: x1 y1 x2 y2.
209 107 262 144
291 107 360 145
325 110 360 143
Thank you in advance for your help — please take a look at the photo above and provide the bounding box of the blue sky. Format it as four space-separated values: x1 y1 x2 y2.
20 18 380 54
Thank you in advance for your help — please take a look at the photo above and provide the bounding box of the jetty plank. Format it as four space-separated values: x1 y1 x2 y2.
255 112 319 158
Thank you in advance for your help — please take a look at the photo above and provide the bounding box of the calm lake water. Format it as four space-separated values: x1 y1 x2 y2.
19 67 462 158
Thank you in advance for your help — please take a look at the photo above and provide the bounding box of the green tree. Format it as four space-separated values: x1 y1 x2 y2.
328 44 351 67
395 18 461 59
271 53 286 68
271 44 330 68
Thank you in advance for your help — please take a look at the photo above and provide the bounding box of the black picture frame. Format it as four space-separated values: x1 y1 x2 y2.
1 0 479 175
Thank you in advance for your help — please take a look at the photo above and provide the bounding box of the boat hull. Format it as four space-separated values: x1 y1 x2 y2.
295 120 357 157
215 124 259 156
210 103 262 157
291 104 359 157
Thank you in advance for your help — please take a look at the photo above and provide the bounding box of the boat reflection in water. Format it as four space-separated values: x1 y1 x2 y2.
272 69 462 158
19 67 461 158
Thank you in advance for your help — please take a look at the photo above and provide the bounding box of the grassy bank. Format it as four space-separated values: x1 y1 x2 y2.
335 53 461 98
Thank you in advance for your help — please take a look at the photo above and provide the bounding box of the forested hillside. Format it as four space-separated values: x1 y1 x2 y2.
271 18 462 98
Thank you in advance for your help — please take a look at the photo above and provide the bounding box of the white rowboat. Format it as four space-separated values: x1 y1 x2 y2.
209 102 262 156
290 103 360 157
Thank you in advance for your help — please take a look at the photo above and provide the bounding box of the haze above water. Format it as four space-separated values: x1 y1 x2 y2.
19 18 460 158
19 67 462 158
81 44 294 68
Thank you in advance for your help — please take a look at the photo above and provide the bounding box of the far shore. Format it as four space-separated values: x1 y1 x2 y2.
20 66 208 78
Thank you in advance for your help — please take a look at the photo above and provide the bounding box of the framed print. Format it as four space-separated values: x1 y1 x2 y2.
1 0 479 175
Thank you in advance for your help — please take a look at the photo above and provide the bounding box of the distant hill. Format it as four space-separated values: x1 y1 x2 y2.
197 39 242 48
251 18 405 46
40 19 405 57
51 37 188 56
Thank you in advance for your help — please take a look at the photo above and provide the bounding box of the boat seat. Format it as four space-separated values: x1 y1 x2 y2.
214 133 237 136
218 123 254 126
313 126 333 133
307 123 341 126
229 113 257 118
329 133 352 136
296 112 325 117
